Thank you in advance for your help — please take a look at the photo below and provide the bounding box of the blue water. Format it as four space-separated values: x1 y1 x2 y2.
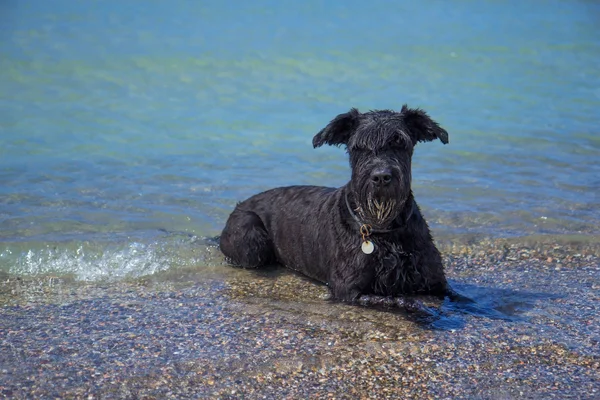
1 0 599 280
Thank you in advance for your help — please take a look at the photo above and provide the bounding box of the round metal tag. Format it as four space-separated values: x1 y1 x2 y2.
361 241 375 254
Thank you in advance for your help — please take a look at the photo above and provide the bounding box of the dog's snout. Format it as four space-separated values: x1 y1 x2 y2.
370 168 393 186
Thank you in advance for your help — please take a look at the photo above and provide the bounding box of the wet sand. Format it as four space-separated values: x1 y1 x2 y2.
1 236 599 399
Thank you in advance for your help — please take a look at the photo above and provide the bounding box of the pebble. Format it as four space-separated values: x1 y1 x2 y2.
0 237 599 399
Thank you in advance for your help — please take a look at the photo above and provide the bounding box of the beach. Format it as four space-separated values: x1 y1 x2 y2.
2 236 598 399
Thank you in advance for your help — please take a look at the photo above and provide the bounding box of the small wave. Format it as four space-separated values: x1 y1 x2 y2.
0 235 224 282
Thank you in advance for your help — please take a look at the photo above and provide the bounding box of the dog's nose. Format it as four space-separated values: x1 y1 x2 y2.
371 169 392 186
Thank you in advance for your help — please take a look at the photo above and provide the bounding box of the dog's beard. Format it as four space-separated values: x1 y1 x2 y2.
366 195 397 224
352 173 407 227
355 192 404 227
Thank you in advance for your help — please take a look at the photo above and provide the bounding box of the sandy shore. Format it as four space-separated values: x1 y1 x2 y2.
1 236 599 399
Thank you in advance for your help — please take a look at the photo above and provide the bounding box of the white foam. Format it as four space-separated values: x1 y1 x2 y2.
1 238 222 282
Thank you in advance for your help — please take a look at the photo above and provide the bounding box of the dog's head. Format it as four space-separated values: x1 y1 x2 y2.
313 105 448 228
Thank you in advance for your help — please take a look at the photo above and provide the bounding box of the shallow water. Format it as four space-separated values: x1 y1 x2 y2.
1 1 600 279
1 238 598 398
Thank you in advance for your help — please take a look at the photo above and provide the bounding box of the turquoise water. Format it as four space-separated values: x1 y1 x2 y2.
1 0 599 280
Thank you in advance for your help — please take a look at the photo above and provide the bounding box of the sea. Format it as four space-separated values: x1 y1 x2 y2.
1 0 599 281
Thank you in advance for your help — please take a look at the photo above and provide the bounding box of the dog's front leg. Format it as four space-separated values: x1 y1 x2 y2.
356 295 435 316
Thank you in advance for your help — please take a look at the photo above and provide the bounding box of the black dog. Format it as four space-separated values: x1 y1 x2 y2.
220 105 458 311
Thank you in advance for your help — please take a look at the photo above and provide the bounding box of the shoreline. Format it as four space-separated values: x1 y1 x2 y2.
1 237 599 399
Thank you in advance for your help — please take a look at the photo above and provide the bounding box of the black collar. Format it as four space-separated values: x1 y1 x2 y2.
344 191 413 234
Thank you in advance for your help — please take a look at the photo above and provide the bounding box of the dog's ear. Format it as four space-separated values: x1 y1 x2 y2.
401 105 449 145
312 108 361 148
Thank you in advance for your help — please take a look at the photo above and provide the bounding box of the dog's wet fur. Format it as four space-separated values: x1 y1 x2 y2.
220 105 463 313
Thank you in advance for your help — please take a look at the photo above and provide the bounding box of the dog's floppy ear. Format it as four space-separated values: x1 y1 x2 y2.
312 108 361 148
401 104 449 145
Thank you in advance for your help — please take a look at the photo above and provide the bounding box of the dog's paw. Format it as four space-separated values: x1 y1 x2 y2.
356 295 397 308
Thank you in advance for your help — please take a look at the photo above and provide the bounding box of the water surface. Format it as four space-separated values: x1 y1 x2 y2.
1 0 599 279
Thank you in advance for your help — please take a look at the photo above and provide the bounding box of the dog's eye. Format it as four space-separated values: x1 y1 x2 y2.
391 131 413 149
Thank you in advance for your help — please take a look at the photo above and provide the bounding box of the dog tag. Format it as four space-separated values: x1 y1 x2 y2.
361 240 375 254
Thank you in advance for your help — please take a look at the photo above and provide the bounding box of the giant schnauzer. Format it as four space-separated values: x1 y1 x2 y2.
220 105 460 312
